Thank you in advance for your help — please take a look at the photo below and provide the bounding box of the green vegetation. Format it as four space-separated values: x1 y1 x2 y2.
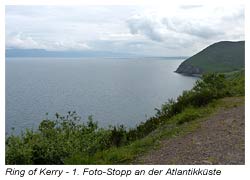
6 71 244 165
176 41 245 74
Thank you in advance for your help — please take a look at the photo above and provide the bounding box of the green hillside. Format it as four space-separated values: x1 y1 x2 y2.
176 41 245 75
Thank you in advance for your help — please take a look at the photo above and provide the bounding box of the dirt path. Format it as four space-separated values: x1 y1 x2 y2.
135 98 245 165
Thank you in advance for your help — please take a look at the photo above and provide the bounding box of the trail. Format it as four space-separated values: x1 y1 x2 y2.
135 97 245 165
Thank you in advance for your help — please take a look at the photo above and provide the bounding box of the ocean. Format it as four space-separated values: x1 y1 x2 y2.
6 57 198 134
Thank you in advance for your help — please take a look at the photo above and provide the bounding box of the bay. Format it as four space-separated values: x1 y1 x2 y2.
6 57 198 134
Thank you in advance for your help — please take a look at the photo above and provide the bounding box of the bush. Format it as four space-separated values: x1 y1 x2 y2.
6 112 113 164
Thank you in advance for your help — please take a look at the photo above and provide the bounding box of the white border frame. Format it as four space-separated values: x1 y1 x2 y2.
1 0 249 180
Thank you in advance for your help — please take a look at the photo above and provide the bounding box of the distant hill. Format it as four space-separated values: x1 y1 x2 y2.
175 41 245 75
5 49 189 59
5 48 135 58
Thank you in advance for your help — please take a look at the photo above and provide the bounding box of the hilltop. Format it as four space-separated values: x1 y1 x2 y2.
175 41 245 75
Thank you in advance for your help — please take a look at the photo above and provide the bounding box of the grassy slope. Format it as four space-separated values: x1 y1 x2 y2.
78 71 245 164
180 41 245 73
66 96 244 164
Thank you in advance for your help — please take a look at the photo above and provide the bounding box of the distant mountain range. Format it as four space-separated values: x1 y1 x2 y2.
5 49 136 58
5 48 188 59
175 41 245 75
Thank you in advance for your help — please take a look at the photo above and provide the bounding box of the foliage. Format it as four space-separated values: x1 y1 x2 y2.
6 112 111 164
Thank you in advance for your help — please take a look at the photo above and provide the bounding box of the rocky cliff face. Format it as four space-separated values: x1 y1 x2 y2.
175 61 203 75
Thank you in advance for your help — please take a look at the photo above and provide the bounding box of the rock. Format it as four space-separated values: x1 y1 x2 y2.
175 61 203 76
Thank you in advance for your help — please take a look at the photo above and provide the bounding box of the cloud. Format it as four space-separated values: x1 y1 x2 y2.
5 5 244 56
179 5 203 10
126 14 222 44
127 6 244 43
6 33 91 51
6 33 43 49
127 16 164 42
51 41 91 51
161 17 223 39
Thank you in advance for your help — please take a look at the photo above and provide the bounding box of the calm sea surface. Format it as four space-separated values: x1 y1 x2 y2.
6 57 199 134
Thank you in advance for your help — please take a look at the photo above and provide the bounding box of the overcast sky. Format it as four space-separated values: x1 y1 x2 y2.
6 5 244 56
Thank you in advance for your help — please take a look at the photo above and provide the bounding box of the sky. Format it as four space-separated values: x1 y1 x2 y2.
5 5 244 56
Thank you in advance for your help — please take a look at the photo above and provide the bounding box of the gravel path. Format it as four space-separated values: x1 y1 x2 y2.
135 98 245 165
